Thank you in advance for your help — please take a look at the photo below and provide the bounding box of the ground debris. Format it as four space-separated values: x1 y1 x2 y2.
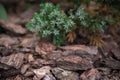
0 19 27 35
80 68 101 80
33 66 51 80
0 53 24 69
52 67 80 80
56 55 93 70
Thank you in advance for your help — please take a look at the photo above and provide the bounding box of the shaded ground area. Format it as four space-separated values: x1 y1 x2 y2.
0 1 120 80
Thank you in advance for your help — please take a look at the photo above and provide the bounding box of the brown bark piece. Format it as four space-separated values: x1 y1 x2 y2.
0 53 24 69
0 19 27 35
0 35 19 47
20 64 30 74
33 66 51 80
56 55 93 70
35 40 56 56
80 68 101 80
61 45 98 55
43 73 56 80
52 67 79 80
46 51 62 60
111 48 120 60
20 37 38 48
104 59 120 69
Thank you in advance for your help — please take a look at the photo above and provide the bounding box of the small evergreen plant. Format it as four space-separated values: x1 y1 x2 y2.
75 7 109 33
26 3 75 46
26 2 112 47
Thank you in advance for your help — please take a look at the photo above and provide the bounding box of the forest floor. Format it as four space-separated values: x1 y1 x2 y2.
0 2 120 80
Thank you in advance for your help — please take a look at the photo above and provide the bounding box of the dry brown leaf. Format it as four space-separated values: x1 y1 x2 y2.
102 5 109 12
89 34 105 47
67 31 76 43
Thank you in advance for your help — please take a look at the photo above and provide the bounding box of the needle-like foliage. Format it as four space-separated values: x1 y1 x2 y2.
26 3 76 46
